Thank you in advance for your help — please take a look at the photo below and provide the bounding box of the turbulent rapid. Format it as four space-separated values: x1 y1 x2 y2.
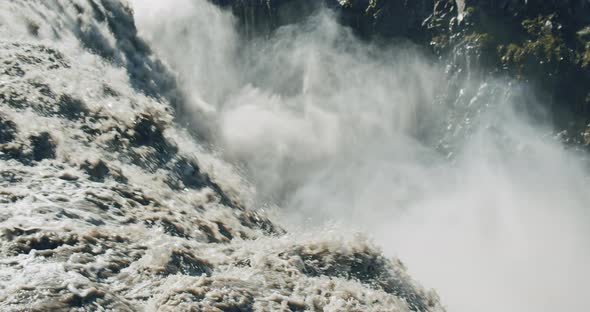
1 0 589 312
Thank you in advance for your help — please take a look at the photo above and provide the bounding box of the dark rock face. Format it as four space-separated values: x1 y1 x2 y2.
211 0 435 40
211 0 322 36
336 0 434 40
430 0 590 142
212 0 590 146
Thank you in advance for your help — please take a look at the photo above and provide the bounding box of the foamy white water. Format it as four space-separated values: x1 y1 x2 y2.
131 1 590 311
0 1 445 311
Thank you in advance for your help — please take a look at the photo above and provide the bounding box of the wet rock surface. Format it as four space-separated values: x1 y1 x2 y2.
0 1 444 311
214 0 590 147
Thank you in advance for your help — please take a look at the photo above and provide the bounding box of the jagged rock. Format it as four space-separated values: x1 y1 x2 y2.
212 0 434 40
430 0 590 143
212 0 590 145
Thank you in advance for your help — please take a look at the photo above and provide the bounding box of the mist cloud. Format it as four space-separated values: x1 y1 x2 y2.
131 1 590 311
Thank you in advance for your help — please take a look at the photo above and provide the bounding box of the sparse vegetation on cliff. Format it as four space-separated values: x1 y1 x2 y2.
214 0 590 145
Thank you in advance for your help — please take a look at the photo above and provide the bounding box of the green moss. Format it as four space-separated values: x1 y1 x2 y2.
527 35 567 62
522 16 552 36
464 6 477 15
431 33 450 50
463 32 493 49
582 44 590 68
577 26 590 39
498 16 573 76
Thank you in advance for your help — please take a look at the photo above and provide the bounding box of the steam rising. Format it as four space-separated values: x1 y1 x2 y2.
132 1 590 311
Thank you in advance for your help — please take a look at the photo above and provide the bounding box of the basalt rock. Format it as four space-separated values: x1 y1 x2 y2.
213 0 590 146
429 0 590 144
211 0 435 41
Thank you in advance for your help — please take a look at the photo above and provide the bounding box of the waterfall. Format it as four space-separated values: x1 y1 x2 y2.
1 1 588 311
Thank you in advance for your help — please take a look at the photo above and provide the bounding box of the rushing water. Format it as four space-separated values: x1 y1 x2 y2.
0 0 589 311
0 1 444 311
131 1 590 311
